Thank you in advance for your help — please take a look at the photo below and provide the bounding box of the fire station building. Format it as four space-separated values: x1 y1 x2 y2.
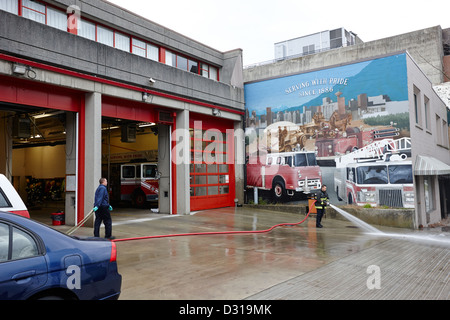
0 0 245 225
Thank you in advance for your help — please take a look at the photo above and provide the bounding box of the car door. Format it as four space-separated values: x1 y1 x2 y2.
0 222 48 300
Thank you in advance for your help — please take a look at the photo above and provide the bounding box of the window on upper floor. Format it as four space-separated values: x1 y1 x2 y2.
115 31 130 52
0 0 17 14
200 63 218 81
424 95 430 130
22 0 45 24
443 119 449 148
413 86 422 126
97 25 113 47
0 0 220 82
78 18 96 41
47 6 67 31
165 50 203 76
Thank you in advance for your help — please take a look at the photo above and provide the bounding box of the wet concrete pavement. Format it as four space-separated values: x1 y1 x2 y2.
54 206 449 300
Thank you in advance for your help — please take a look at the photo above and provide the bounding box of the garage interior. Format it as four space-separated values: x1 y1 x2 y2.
1 103 163 226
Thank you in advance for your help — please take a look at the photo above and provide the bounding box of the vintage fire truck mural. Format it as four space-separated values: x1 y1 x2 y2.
244 53 412 207
247 151 322 201
334 138 414 207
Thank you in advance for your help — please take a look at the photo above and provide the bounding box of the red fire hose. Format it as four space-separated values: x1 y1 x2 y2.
112 200 316 243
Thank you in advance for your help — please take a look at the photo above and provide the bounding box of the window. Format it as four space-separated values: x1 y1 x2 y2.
202 65 218 80
436 114 442 145
424 177 435 213
143 164 157 178
0 223 39 262
4 0 219 80
78 18 96 41
166 50 197 73
22 0 45 24
132 38 158 61
443 120 449 148
0 188 12 208
347 167 356 183
114 31 130 52
188 59 198 74
47 7 66 31
356 165 389 185
11 227 39 260
132 38 146 57
122 165 135 179
165 50 175 67
424 96 430 130
294 154 307 167
0 0 18 15
303 44 315 55
388 165 413 184
0 222 9 262
209 66 218 80
147 44 159 61
97 25 113 47
413 86 422 126
176 55 188 71
8 0 66 32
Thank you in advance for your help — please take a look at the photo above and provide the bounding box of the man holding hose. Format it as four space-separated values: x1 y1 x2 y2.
315 185 329 228
93 177 114 239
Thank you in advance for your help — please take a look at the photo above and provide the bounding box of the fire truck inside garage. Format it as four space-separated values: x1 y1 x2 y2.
102 117 160 210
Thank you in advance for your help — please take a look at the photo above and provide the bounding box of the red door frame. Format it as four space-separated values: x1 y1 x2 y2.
0 75 85 222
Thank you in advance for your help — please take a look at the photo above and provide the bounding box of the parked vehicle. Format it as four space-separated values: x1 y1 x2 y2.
247 151 322 201
120 162 159 207
0 174 29 218
0 211 121 300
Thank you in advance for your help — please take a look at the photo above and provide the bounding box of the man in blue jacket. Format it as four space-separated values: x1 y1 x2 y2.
93 177 114 239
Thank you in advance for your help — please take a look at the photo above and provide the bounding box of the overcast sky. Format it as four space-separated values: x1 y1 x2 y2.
107 0 449 66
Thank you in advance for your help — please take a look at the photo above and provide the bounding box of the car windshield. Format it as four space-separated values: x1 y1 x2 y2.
143 165 157 178
356 164 413 184
294 153 317 167
388 165 413 184
356 165 388 184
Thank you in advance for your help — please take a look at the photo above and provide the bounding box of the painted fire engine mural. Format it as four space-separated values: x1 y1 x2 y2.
244 53 414 207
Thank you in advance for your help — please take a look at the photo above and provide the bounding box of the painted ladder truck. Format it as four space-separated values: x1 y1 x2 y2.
334 137 414 208
247 150 322 202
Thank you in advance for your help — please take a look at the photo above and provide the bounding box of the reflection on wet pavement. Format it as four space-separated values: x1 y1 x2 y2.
113 207 390 300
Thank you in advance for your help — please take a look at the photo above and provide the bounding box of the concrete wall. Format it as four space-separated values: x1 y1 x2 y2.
245 26 444 86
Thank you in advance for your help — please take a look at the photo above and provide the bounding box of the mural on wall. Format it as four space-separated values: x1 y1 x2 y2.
245 53 415 208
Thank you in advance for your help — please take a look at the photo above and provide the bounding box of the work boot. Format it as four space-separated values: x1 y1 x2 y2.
316 223 323 228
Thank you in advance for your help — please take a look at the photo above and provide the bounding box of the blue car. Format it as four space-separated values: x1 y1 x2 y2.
0 211 121 300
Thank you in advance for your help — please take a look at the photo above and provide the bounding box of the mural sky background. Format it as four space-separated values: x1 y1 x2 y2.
244 53 409 118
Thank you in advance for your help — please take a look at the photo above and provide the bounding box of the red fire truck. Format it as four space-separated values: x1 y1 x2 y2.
247 151 322 202
315 126 400 159
120 162 159 207
334 138 414 208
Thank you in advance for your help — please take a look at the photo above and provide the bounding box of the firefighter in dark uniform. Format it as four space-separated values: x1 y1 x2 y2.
315 184 329 228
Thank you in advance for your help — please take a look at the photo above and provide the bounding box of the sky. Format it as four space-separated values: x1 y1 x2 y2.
107 0 449 66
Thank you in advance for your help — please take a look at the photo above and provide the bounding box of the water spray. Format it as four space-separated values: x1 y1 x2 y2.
330 204 450 247
329 204 383 234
